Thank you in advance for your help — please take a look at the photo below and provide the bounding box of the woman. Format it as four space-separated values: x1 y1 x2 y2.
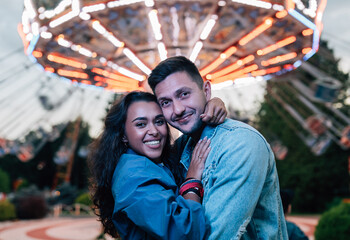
88 91 225 239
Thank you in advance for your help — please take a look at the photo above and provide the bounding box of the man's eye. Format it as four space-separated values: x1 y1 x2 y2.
161 101 169 107
181 92 189 98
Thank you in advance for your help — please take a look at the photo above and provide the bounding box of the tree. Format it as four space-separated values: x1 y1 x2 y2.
255 40 350 213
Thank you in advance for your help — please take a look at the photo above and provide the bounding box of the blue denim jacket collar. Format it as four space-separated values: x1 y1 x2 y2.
180 123 219 171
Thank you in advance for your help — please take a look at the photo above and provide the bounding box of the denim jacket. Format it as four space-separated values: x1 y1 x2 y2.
111 149 207 240
176 119 288 239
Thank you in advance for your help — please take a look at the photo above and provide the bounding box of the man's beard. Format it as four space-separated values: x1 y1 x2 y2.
174 116 204 136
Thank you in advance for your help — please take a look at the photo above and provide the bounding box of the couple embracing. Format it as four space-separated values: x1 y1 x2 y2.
89 56 288 240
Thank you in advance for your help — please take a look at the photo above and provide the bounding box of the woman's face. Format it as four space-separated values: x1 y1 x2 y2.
124 101 168 163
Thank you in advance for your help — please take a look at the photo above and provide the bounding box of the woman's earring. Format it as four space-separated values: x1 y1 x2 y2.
122 136 128 148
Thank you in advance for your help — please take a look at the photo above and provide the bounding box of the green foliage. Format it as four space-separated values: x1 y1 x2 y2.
0 200 16 221
75 192 92 207
315 203 350 240
255 40 350 213
0 119 93 191
257 99 349 212
0 168 10 193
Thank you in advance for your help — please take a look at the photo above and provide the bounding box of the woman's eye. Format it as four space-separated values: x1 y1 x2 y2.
136 122 146 127
155 119 165 125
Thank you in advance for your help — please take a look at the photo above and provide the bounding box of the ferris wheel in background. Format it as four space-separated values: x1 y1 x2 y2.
19 0 327 91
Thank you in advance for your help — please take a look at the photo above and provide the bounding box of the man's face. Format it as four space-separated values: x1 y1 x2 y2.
154 71 211 135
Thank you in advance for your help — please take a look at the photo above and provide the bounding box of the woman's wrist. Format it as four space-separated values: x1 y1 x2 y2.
179 178 204 202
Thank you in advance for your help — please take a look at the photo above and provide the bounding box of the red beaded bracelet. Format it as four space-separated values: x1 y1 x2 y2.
179 179 204 198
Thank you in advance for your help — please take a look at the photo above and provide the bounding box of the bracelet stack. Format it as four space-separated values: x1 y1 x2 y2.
179 178 204 199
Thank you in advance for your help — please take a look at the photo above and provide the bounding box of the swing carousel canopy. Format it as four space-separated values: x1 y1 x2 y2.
19 0 327 92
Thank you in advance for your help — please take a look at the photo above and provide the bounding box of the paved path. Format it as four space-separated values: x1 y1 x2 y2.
0 215 319 240
0 217 114 240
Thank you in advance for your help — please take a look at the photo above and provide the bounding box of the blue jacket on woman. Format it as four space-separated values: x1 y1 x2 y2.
111 149 207 240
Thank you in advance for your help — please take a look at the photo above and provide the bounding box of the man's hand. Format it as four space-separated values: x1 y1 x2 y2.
201 97 227 124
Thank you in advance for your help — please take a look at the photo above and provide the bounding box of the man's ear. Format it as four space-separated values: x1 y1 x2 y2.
203 80 211 101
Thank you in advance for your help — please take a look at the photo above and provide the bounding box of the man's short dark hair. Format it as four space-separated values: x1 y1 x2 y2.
280 189 294 214
148 56 204 93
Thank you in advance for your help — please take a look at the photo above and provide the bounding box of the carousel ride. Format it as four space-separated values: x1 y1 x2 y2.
4 0 348 164
18 0 326 91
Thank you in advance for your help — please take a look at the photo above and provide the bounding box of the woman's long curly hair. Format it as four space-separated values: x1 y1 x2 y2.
88 91 174 237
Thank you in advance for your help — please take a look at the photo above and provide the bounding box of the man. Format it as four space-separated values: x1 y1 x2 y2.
280 189 309 240
148 56 288 239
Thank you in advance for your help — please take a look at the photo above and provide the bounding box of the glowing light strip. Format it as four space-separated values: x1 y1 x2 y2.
158 42 167 60
286 0 295 10
312 28 320 50
315 0 327 33
56 35 95 58
293 60 302 68
32 50 43 58
82 3 106 13
24 0 37 19
40 31 52 39
200 16 217 40
57 69 89 79
94 75 140 90
92 20 124 47
39 0 72 20
288 8 320 54
303 0 318 18
200 46 237 76
117 67 145 81
49 10 79 28
107 61 145 81
303 49 316 61
189 42 203 62
107 0 144 8
257 36 296 56
233 76 263 87
302 29 313 36
105 79 140 91
47 54 86 69
92 68 140 84
273 4 284 11
239 18 273 46
302 47 312 54
145 0 155 7
275 10 288 19
261 52 297 66
209 55 255 79
211 80 234 90
17 24 30 52
231 0 272 9
288 9 315 30
123 48 151 75
79 12 91 20
148 10 162 40
251 66 281 77
212 64 258 84
78 47 93 57
27 34 40 55
57 37 72 48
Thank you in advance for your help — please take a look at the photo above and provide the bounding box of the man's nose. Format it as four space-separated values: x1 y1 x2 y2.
173 100 185 115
